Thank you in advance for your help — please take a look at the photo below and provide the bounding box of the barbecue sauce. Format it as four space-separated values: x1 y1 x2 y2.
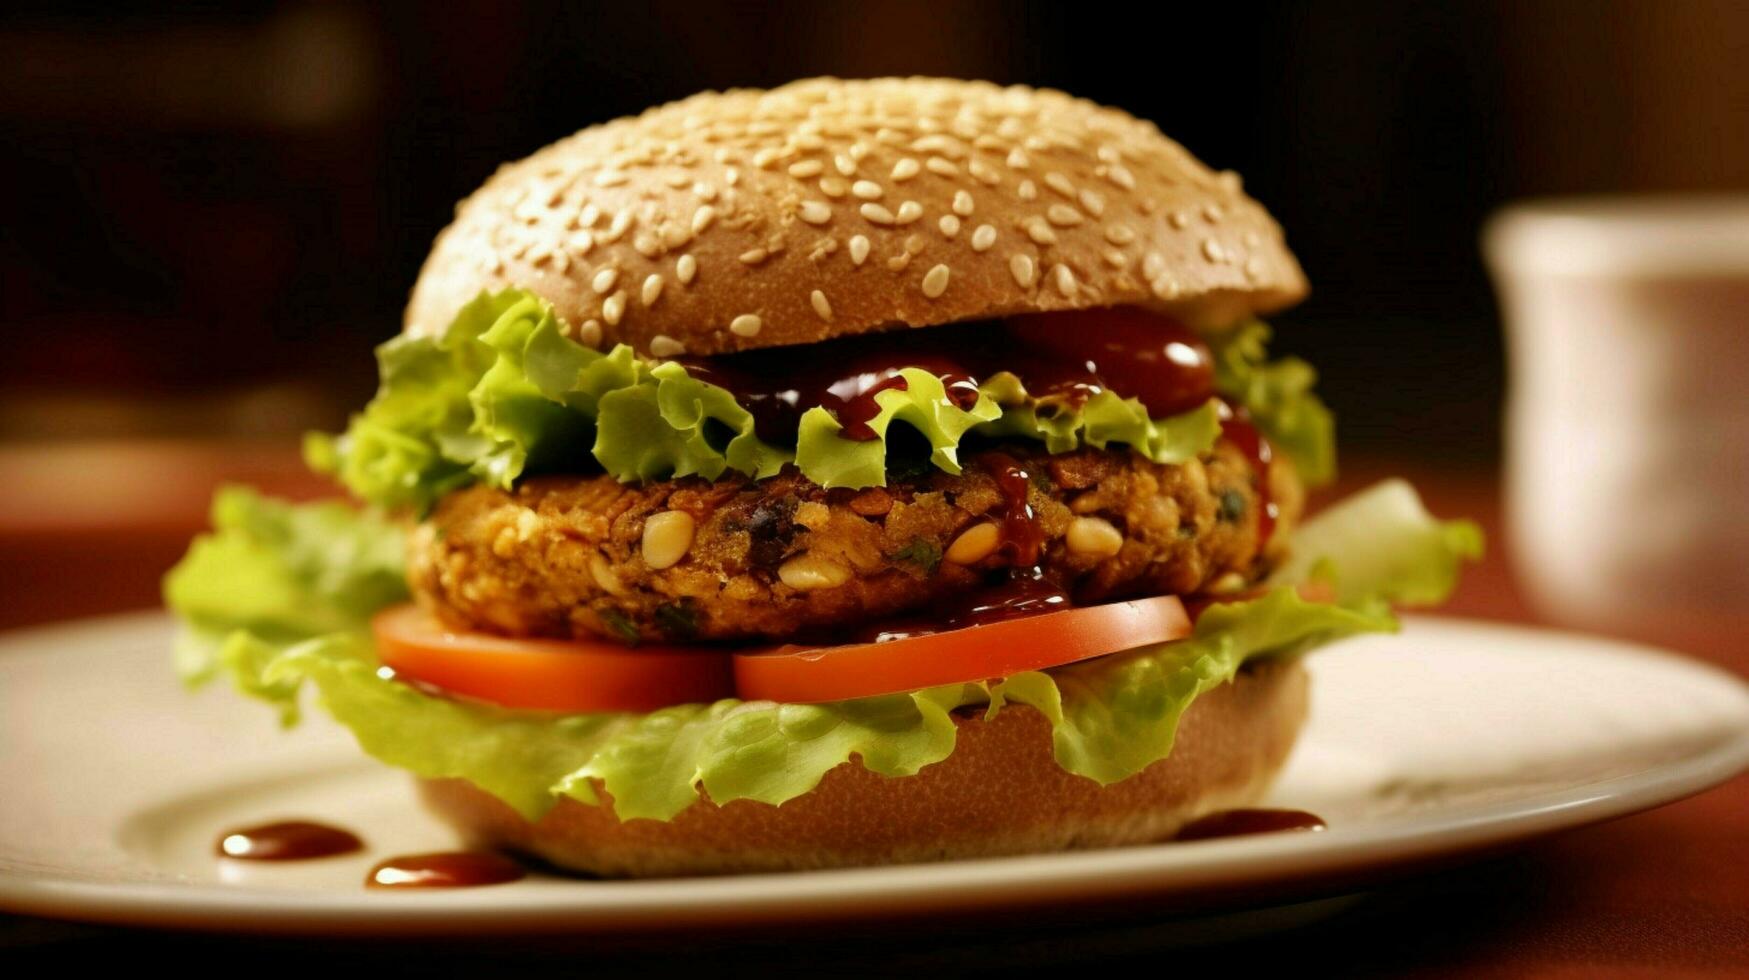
675 309 1215 444
365 851 527 889
1217 408 1277 550
982 451 1044 567
215 820 364 861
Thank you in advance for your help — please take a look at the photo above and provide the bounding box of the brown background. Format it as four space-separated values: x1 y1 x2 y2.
2 1 1746 973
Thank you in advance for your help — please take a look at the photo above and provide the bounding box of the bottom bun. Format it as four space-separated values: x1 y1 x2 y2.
419 658 1309 877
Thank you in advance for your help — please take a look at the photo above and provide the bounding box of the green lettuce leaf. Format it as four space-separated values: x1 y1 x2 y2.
312 288 1289 507
166 481 1475 822
1209 320 1337 486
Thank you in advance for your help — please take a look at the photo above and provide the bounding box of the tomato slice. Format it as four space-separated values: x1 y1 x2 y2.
372 605 735 713
732 594 1192 704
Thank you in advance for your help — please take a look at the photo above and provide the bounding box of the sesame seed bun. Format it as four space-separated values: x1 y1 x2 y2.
406 77 1307 357
417 658 1307 877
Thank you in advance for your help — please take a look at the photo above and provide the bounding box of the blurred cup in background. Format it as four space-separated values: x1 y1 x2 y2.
1485 197 1749 650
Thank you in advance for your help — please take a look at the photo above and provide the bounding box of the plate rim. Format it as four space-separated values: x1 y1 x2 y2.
2 613 1747 935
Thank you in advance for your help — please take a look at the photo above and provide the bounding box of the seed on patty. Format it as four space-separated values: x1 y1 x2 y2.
779 553 852 591
589 553 628 596
945 522 1001 565
640 511 694 570
1066 516 1124 557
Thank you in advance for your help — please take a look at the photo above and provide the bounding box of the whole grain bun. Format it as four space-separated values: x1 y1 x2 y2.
418 658 1307 877
407 77 1307 357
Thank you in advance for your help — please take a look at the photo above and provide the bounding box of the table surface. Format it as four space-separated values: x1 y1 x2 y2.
2 440 1744 976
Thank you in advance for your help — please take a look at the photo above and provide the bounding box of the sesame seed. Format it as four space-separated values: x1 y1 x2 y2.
591 267 619 294
968 159 999 184
1201 238 1226 263
1102 248 1128 268
1142 252 1165 280
602 290 627 326
1169 210 1190 229
859 203 895 225
834 153 857 176
810 290 833 321
1217 170 1243 192
641 274 664 306
1009 253 1036 288
577 319 603 347
891 158 921 181
1151 275 1181 300
921 263 951 298
1078 189 1106 217
1244 230 1262 248
1097 145 1122 164
925 157 960 177
752 147 781 169
527 245 552 266
849 235 871 265
650 334 686 357
632 232 662 258
1244 256 1265 280
724 167 741 186
594 170 629 187
1046 203 1084 226
1026 218 1058 245
894 201 923 224
1006 148 1029 169
691 205 717 235
851 180 883 200
676 254 698 284
1106 164 1136 190
938 214 961 237
739 247 769 265
818 177 848 198
1053 263 1077 297
952 190 974 216
1103 224 1135 245
1044 173 1075 198
602 210 633 243
794 200 831 226
887 252 912 272
1018 180 1038 201
971 224 997 252
730 314 763 337
848 140 871 160
578 204 602 228
788 159 825 178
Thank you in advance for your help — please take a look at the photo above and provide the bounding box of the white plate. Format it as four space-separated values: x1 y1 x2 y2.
2 613 1746 936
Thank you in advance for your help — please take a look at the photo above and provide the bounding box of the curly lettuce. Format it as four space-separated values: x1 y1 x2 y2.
310 289 1324 508
1209 320 1336 486
166 481 1477 822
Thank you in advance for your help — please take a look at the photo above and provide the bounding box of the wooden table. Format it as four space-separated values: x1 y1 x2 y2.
2 440 1744 974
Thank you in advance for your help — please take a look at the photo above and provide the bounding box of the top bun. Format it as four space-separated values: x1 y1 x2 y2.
406 77 1308 357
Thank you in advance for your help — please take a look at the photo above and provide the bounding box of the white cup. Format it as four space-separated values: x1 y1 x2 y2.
1484 197 1749 643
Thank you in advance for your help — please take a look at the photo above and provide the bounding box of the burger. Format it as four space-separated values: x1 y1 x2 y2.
165 78 1478 876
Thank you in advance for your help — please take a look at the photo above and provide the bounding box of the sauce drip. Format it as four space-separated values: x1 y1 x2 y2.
1175 808 1326 841
982 451 1044 567
1218 407 1277 550
674 308 1215 443
365 851 527 889
215 820 364 861
852 570 1071 643
680 352 978 443
1005 308 1215 417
